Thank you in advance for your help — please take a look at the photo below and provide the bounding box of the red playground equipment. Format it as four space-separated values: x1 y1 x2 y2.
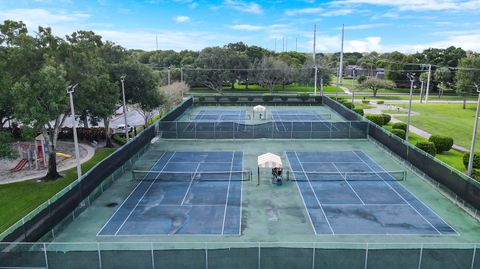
10 135 48 172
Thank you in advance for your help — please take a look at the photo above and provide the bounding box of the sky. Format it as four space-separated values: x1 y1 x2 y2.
0 0 479 53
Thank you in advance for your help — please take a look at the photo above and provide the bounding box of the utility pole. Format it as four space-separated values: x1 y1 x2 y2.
120 75 129 141
313 24 318 96
468 83 480 176
167 67 171 85
425 64 432 103
420 80 424 103
339 24 345 84
320 77 324 96
274 38 277 52
295 37 298 52
180 66 184 83
67 84 82 178
351 68 356 107
156 34 158 50
282 37 285 52
406 73 416 142
285 37 288 52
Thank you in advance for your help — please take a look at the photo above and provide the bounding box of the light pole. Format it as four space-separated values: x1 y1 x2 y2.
468 83 480 176
120 75 129 141
351 68 356 107
67 84 82 177
167 67 171 85
406 73 416 142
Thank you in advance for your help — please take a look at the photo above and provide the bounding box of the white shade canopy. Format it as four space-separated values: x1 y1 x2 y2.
257 152 282 168
253 105 266 112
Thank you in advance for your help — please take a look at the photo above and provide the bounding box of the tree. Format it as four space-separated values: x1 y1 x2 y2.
0 131 16 159
13 61 69 180
434 67 453 97
191 47 232 93
455 55 480 109
360 78 396 97
252 57 290 93
159 82 189 110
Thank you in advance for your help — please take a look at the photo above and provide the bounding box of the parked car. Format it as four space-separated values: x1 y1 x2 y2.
113 124 133 135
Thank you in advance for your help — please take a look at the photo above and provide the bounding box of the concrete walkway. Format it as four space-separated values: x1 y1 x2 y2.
364 104 469 153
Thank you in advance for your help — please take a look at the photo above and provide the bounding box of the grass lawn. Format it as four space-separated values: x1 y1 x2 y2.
381 109 406 114
0 147 116 234
189 83 343 93
395 103 478 149
383 124 466 172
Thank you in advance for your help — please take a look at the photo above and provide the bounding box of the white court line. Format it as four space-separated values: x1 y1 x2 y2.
96 152 167 236
294 152 335 235
352 151 441 235
285 152 318 235
221 152 235 235
239 151 244 235
331 162 366 205
181 162 201 205
114 152 177 236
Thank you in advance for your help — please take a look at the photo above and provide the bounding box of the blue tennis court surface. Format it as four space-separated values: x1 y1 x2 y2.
98 151 243 236
272 110 327 122
286 151 457 235
193 110 247 122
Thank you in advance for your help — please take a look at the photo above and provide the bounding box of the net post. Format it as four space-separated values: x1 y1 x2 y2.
470 244 476 269
417 243 423 269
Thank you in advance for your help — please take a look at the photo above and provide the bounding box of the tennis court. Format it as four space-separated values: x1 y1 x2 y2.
271 109 330 122
192 110 247 122
98 151 245 236
286 151 457 235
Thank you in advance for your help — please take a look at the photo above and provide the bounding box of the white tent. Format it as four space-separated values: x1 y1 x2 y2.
257 152 282 168
253 105 266 113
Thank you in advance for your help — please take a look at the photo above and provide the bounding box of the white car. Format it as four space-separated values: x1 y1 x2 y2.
113 124 133 134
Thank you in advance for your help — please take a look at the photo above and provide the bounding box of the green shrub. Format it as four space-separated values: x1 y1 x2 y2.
247 96 255 101
366 114 385 126
198 96 205 102
362 99 370 104
228 96 239 102
112 134 127 145
353 108 364 116
214 95 222 102
297 93 310 102
343 102 353 109
416 141 436 156
391 129 406 139
428 135 454 153
338 98 346 104
262 95 274 102
471 169 480 181
380 113 391 125
392 122 407 131
376 100 385 104
463 152 480 169
357 75 367 84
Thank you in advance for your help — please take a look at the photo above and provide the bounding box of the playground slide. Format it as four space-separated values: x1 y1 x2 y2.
56 152 72 158
11 159 28 172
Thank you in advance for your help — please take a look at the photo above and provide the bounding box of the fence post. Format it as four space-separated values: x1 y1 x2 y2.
258 242 261 269
98 242 103 269
471 244 477 269
364 243 368 269
43 243 49 269
205 242 209 269
417 244 423 269
151 242 155 269
312 243 315 269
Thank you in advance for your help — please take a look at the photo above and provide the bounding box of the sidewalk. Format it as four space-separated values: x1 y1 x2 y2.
364 104 469 153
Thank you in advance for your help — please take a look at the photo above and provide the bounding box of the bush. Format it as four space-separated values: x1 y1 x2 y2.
247 96 255 101
471 169 480 181
262 95 274 102
376 100 384 104
380 114 391 125
198 96 205 102
228 96 239 102
392 122 407 131
391 129 406 139
112 133 127 145
353 108 364 116
463 152 480 169
366 114 385 126
297 93 310 102
362 99 370 104
357 75 367 84
416 142 436 156
214 95 222 102
280 96 288 102
343 102 353 109
428 135 454 153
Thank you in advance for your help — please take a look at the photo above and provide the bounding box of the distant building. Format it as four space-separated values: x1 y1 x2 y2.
344 65 384 79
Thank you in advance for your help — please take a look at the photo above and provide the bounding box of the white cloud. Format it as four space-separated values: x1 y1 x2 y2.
332 0 480 11
222 0 263 14
345 37 382 52
173 16 190 23
230 24 264 31
321 8 354 16
342 23 388 30
285 7 323 16
0 8 90 28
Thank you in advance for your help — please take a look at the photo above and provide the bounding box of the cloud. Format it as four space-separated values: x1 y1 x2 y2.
321 8 354 16
173 15 190 23
285 7 323 16
221 0 263 14
230 24 264 31
342 23 388 30
0 8 90 28
332 0 480 11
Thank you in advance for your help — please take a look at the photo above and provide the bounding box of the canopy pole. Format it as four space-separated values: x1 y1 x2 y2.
257 167 260 186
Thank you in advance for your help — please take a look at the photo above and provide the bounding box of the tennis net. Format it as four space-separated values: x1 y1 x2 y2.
132 170 252 182
189 114 251 121
286 171 406 182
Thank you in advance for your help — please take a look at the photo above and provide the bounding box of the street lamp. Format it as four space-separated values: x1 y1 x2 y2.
406 73 416 142
120 75 129 141
67 84 82 177
467 83 480 176
351 68 356 107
